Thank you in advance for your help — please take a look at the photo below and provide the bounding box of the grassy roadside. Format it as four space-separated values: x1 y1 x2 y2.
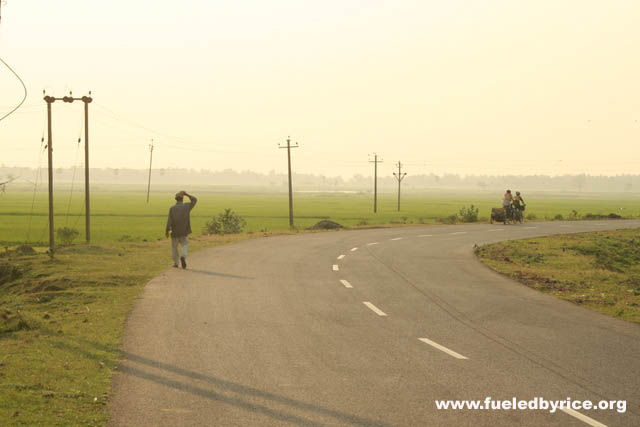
0 231 302 425
476 228 640 323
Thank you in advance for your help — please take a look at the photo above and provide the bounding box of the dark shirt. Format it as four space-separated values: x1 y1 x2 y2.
166 195 197 238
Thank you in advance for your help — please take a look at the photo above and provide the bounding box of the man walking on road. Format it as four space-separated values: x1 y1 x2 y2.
165 190 197 269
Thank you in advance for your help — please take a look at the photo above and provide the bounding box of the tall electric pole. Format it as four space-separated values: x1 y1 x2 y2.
44 95 55 255
43 91 93 252
146 139 154 203
279 137 299 228
83 93 92 242
393 161 407 212
369 153 383 213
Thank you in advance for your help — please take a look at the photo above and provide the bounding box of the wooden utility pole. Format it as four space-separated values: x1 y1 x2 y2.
82 94 92 242
279 137 299 228
369 153 383 213
146 139 154 203
43 91 93 251
393 161 407 212
44 96 55 255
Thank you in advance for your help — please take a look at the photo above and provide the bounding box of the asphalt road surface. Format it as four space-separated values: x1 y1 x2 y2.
109 220 640 427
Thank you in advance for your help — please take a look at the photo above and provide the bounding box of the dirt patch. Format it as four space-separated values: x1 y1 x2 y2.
582 213 623 220
27 278 73 293
0 310 33 335
0 262 23 285
511 271 569 291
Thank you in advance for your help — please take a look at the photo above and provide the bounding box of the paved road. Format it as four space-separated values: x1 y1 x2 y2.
109 220 640 427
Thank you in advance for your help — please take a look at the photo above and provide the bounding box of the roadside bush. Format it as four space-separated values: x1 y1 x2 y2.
582 213 623 220
56 227 79 246
554 214 564 221
438 214 458 224
203 208 247 235
568 210 580 220
16 244 36 255
526 213 537 221
458 205 479 223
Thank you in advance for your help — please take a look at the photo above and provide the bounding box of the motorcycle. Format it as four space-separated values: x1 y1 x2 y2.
491 203 525 224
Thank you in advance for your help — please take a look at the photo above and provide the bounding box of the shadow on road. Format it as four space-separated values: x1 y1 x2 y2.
47 334 390 427
186 268 254 280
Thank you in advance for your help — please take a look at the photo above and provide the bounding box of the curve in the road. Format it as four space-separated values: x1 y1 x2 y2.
110 220 640 427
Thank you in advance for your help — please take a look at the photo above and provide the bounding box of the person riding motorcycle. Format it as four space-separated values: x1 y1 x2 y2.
513 191 525 210
503 190 513 216
511 191 526 222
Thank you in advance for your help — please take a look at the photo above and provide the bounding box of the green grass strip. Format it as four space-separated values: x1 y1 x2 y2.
476 228 640 323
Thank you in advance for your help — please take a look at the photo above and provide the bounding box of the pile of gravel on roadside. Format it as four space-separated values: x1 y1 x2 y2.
307 220 344 230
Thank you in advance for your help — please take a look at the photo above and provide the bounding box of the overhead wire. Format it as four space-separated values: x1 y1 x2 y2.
0 56 27 123
51 103 88 230
26 133 46 242
64 135 83 226
92 104 257 154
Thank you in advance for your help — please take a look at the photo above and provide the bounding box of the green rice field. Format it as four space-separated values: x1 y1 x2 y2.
1 186 639 245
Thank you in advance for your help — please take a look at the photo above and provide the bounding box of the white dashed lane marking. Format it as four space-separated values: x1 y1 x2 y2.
337 254 345 260
350 247 358 252
419 338 468 360
363 302 387 316
390 237 403 241
418 234 432 237
450 232 467 235
560 408 608 427
488 229 504 232
366 242 379 246
339 280 353 288
332 265 339 271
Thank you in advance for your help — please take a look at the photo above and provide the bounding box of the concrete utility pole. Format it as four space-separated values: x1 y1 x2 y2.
279 137 299 228
43 91 93 252
146 139 154 203
393 161 407 212
369 153 383 213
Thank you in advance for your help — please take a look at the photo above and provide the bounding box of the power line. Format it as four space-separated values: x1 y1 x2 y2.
91 107 254 154
64 136 82 226
0 57 27 123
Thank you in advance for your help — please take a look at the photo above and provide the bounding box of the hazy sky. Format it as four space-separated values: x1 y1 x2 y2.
0 0 639 177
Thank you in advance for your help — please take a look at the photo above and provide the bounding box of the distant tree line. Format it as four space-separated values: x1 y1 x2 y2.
1 166 638 193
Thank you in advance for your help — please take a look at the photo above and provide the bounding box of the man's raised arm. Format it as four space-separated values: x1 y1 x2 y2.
183 191 197 209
